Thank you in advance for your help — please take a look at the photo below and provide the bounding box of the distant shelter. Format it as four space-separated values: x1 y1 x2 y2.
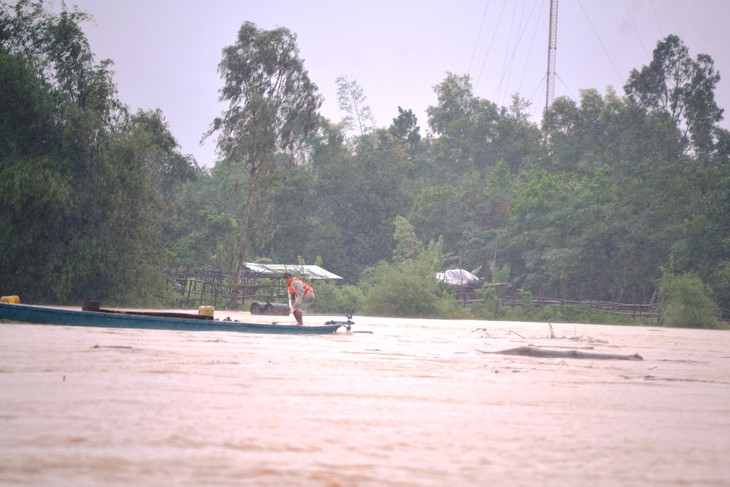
168 263 342 310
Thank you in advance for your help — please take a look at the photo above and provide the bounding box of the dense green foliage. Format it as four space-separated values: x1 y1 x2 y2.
0 1 198 304
2 2 727 327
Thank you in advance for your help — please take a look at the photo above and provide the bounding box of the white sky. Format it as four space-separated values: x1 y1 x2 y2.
52 0 730 167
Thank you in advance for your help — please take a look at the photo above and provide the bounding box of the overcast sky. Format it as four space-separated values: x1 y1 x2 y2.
56 0 730 167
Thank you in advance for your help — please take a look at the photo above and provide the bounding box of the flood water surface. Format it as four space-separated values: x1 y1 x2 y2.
1 313 729 486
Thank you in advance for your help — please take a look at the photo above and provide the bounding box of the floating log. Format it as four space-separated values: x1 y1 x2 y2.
481 346 643 361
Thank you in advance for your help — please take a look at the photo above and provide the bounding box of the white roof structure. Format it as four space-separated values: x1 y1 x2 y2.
244 263 342 280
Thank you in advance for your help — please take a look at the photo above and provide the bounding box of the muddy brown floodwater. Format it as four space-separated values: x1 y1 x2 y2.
1 312 729 486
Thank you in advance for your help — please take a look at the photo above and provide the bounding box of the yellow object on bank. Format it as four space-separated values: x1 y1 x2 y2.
0 295 21 304
198 305 214 317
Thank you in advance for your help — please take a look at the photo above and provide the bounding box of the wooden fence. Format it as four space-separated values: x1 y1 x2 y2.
451 285 660 320
504 297 658 319
169 269 728 321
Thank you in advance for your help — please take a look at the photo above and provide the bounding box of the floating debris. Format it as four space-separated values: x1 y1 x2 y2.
479 346 643 361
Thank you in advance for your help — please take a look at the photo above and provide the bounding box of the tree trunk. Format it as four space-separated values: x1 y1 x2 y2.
229 196 253 308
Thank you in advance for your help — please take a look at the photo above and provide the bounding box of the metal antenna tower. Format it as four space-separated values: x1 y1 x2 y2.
546 0 559 111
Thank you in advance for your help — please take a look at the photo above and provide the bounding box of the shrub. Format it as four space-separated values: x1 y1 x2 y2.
311 281 363 315
359 258 466 318
658 271 720 329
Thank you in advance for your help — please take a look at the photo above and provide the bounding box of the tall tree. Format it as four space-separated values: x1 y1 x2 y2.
336 76 374 139
1 1 197 304
207 21 321 301
427 74 542 167
624 34 723 160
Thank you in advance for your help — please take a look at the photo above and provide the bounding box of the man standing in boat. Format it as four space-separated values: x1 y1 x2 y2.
282 273 315 326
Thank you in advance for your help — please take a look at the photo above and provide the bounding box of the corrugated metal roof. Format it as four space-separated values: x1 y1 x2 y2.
243 263 342 280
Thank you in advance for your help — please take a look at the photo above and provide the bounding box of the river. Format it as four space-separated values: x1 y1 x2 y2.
1 311 729 486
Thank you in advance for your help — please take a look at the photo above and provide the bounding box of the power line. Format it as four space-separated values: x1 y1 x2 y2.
555 72 575 101
517 0 545 96
649 0 664 37
493 0 520 103
576 0 624 86
467 0 491 77
475 0 508 90
623 0 649 62
1 1 13 18
495 0 542 106
529 73 547 107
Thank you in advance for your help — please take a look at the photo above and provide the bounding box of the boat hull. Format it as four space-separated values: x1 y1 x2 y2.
0 303 343 335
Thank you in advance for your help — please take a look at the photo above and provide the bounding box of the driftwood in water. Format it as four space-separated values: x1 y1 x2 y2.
482 346 643 361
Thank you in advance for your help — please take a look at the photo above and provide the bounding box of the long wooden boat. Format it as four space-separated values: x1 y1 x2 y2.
0 302 352 335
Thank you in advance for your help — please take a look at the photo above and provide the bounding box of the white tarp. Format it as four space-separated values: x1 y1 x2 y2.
244 263 342 280
435 269 480 286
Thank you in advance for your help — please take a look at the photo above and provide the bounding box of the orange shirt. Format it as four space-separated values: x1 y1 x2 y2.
288 277 313 297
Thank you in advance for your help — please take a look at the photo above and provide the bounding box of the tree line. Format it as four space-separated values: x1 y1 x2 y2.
1 2 727 327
